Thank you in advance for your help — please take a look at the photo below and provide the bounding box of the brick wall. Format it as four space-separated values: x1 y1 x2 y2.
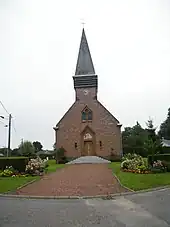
54 88 122 159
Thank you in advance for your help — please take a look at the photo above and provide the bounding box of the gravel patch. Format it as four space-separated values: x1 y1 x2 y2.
66 156 111 164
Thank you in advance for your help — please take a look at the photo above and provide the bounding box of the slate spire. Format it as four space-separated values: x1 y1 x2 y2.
75 28 95 76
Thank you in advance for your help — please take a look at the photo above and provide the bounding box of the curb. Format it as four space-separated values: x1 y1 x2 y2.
113 173 134 192
0 185 169 200
17 179 37 190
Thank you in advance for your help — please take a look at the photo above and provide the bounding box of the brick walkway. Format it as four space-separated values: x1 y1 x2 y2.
16 164 129 196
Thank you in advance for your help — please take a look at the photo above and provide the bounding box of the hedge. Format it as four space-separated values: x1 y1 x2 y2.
148 154 170 165
161 147 170 154
38 153 54 160
0 157 29 172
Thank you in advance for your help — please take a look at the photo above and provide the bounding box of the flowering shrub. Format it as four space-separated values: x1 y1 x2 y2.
0 166 27 177
121 153 150 174
153 160 163 168
25 157 47 175
150 160 167 173
121 159 131 169
122 153 141 161
0 166 14 177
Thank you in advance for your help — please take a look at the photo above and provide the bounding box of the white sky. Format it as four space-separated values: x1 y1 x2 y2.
0 0 170 149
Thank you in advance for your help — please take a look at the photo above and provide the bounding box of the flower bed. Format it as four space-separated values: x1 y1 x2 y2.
0 157 48 177
149 160 167 173
121 153 168 174
0 166 27 177
121 154 149 174
121 168 152 174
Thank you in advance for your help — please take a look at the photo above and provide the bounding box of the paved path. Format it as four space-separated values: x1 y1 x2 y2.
0 188 170 226
16 164 128 196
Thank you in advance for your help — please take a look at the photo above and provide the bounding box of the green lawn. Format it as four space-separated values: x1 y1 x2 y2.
109 162 170 191
0 160 65 194
0 176 39 193
46 160 65 173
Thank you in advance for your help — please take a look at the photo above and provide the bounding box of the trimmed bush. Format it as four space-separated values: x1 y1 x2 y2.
56 147 67 164
0 157 28 172
148 154 170 166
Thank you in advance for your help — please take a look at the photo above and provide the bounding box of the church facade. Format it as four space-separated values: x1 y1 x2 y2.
54 29 122 160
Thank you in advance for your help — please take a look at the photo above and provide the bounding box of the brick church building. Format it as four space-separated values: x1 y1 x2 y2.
54 28 122 160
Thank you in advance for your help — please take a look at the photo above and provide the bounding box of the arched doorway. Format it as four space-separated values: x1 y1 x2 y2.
81 126 96 156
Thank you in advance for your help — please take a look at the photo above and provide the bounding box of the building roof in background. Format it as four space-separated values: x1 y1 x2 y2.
162 138 170 147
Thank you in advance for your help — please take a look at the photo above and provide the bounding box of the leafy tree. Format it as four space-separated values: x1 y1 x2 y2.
33 141 43 152
11 148 21 156
19 140 35 157
144 118 162 159
158 107 170 139
0 147 7 156
122 122 148 156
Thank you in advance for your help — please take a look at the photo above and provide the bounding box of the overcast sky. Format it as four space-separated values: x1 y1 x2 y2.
0 0 170 149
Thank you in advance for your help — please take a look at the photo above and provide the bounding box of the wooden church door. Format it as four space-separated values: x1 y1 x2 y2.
82 130 96 156
84 141 93 156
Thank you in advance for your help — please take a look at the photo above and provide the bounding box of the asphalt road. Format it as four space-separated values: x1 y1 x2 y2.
0 188 170 227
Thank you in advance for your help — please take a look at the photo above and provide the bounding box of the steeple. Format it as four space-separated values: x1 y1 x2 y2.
73 29 98 91
75 28 95 76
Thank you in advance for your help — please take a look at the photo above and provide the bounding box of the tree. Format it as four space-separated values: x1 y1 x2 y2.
11 148 21 156
33 141 43 153
144 118 161 158
19 140 35 157
146 118 157 141
0 147 8 156
122 122 148 156
158 107 170 140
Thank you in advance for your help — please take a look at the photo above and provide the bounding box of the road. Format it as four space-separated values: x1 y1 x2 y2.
0 188 170 227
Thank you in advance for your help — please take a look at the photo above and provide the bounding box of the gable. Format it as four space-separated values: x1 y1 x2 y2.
56 102 76 127
97 100 120 124
55 99 121 129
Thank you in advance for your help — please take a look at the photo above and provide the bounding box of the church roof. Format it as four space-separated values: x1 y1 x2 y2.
75 28 95 76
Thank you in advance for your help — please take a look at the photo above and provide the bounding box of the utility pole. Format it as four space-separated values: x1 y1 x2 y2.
7 114 12 157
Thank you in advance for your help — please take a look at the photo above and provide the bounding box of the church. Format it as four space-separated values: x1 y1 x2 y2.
54 28 122 160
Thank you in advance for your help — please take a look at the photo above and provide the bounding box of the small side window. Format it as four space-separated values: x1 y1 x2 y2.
99 141 102 149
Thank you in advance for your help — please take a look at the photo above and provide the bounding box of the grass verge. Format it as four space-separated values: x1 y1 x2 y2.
0 160 65 193
0 176 39 193
46 160 65 173
109 162 170 191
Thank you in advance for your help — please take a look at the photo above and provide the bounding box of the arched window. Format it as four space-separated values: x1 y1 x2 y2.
81 107 92 121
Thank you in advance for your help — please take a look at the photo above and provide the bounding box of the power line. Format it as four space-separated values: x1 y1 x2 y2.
0 101 10 115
